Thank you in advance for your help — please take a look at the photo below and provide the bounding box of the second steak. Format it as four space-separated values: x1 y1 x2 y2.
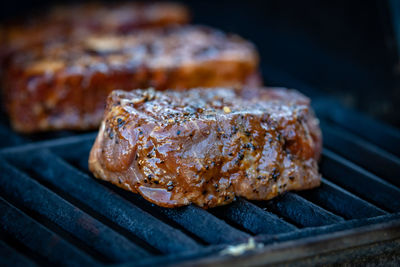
4 26 259 133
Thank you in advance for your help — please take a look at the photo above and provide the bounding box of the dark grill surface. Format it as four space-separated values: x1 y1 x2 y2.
0 83 400 266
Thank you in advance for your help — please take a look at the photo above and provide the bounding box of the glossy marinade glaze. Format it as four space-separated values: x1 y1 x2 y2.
3 26 260 133
89 87 321 208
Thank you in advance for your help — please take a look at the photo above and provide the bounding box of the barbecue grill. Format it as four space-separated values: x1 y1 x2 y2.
1 0 400 264
0 67 399 266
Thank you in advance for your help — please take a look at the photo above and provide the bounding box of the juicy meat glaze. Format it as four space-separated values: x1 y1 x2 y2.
89 87 322 208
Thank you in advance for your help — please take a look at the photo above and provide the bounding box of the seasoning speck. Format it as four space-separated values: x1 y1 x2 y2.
117 118 125 127
271 168 280 182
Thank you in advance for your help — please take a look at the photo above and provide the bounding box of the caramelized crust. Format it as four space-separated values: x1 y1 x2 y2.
3 26 260 132
89 87 321 208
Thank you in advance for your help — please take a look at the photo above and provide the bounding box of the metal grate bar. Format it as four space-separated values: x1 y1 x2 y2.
300 178 386 219
321 149 400 212
50 137 95 173
116 191 251 244
256 213 400 244
0 240 37 267
325 107 400 157
156 205 250 244
0 197 96 266
8 149 202 254
262 193 344 227
211 198 297 235
0 160 149 263
321 122 400 187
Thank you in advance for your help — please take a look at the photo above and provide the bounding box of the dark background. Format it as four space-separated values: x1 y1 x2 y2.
1 0 399 127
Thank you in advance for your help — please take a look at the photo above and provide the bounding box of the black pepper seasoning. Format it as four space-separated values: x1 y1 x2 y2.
232 125 238 134
117 118 126 127
271 168 280 182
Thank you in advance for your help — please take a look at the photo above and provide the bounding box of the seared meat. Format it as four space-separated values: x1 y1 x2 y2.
3 26 260 133
0 2 189 64
89 87 321 208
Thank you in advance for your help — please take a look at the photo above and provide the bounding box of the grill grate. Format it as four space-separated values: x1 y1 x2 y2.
0 95 399 266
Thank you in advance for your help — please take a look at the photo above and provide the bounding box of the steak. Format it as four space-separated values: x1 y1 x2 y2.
0 2 189 65
3 26 260 133
89 87 321 208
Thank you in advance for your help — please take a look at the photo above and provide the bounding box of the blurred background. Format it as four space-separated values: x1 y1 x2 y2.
1 0 399 127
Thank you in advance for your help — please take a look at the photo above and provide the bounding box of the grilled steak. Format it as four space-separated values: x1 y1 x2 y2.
89 87 321 208
0 2 189 65
3 26 260 133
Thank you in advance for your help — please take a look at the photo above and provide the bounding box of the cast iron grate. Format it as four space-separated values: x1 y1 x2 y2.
0 95 399 266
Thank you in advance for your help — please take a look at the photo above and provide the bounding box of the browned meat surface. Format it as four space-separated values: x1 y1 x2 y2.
3 26 260 133
0 2 189 63
89 87 321 208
